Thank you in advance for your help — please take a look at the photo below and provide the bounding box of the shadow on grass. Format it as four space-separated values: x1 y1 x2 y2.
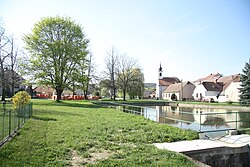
33 109 89 118
31 115 57 121
32 100 100 109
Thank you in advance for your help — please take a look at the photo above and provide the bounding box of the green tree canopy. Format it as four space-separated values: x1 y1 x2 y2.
240 59 250 106
127 68 144 99
23 16 89 102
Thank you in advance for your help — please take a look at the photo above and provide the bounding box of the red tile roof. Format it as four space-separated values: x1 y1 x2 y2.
159 77 180 86
165 81 194 93
194 73 222 83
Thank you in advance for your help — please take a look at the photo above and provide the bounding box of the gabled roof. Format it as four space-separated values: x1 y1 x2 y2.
144 90 155 97
34 86 54 93
202 82 223 92
217 74 240 91
164 81 194 93
194 73 222 84
159 77 180 86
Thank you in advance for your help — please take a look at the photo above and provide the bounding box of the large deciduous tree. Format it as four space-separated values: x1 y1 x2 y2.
116 55 138 101
23 16 89 102
239 59 250 106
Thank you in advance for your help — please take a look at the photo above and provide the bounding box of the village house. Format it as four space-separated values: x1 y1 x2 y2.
192 73 241 102
163 81 195 101
217 74 241 102
192 82 223 102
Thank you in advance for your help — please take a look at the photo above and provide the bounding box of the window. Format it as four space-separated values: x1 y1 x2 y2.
196 93 198 98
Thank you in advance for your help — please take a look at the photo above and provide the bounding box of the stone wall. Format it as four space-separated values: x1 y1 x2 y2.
183 145 250 167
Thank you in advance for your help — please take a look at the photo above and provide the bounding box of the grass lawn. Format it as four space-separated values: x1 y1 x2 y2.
0 100 199 166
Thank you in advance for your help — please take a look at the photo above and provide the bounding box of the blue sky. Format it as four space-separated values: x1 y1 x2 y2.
1 0 249 83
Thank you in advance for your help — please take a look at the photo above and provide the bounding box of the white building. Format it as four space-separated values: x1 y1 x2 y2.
192 82 222 102
216 74 241 102
192 74 241 102
163 81 196 101
155 64 180 99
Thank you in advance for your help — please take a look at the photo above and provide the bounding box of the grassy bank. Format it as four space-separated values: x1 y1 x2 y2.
171 101 240 106
238 128 250 135
0 100 198 166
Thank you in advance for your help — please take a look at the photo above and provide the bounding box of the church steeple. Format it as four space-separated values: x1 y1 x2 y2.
158 63 163 79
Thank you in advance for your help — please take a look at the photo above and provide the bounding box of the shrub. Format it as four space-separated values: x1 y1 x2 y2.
12 91 31 109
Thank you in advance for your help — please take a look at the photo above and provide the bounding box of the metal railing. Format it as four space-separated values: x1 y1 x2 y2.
97 102 250 134
0 102 33 147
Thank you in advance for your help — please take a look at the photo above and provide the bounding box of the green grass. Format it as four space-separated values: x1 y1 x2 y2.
0 100 199 166
171 101 240 106
238 128 250 135
101 98 243 107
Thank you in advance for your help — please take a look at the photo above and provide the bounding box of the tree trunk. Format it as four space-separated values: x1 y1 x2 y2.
56 88 63 102
123 89 126 101
84 90 88 100
1 65 5 101
113 88 116 101
1 86 5 101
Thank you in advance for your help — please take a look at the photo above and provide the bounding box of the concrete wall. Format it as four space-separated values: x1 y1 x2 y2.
183 145 250 167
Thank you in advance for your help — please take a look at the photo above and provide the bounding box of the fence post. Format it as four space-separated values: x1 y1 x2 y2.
2 111 4 141
199 111 202 132
18 106 20 129
235 112 238 130
9 109 11 137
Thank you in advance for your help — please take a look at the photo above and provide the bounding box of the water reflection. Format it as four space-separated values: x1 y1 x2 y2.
120 105 250 137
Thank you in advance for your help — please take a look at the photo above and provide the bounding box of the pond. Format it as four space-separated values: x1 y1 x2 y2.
115 105 250 138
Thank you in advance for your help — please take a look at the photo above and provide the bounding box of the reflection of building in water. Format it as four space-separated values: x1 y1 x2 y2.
156 106 194 124
192 108 241 129
153 106 250 131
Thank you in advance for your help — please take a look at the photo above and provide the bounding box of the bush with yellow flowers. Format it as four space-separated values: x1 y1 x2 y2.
12 91 31 109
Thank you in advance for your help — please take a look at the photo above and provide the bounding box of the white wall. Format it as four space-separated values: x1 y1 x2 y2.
163 92 180 101
218 82 241 102
156 84 167 99
193 84 206 101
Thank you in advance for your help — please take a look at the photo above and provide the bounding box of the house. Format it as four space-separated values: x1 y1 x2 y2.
143 90 156 99
163 81 195 101
217 74 241 102
33 85 54 98
193 82 223 102
193 73 241 102
156 64 180 99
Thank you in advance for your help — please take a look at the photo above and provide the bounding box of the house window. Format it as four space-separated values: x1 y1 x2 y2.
196 93 198 98
226 95 229 98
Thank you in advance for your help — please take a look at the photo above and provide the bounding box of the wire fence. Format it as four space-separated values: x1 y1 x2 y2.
0 102 33 147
